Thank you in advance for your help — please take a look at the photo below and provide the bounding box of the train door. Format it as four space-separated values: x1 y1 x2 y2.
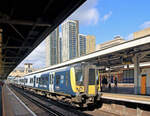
35 75 39 88
33 76 36 88
97 71 101 92
84 65 97 96
141 74 146 95
49 73 54 92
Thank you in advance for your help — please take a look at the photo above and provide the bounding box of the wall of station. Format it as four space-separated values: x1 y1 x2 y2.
99 69 134 84
139 68 150 95
99 66 150 95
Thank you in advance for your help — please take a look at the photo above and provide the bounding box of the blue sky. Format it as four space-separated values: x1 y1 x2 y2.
70 0 150 44
18 0 150 68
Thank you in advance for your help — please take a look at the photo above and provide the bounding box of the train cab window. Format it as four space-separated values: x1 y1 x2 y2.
75 66 83 85
56 75 60 85
89 69 96 85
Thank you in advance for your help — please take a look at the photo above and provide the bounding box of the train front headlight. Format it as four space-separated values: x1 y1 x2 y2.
79 87 83 91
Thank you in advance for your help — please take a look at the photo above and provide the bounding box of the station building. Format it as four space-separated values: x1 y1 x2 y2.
95 28 150 95
78 34 96 56
9 63 35 78
96 36 125 51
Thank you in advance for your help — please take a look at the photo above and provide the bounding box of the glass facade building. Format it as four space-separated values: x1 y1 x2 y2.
62 20 79 62
86 35 96 54
78 34 86 56
59 37 62 63
46 27 60 66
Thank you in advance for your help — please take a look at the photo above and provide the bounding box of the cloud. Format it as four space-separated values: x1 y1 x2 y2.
140 21 150 29
101 11 112 21
18 39 46 69
69 0 99 25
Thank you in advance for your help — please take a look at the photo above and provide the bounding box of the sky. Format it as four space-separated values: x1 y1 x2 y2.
18 0 150 69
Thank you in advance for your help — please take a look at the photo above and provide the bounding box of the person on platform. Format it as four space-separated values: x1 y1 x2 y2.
102 76 108 91
114 77 118 88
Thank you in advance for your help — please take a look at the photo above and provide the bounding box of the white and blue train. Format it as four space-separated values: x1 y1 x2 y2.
13 63 101 106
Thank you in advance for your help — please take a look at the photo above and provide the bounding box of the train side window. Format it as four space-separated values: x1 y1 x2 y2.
75 66 83 85
30 78 33 83
24 78 28 83
60 75 64 84
39 78 42 84
66 72 68 86
36 78 38 83
56 75 60 85
45 76 49 85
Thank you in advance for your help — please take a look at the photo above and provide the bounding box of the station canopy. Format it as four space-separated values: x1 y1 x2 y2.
0 0 86 79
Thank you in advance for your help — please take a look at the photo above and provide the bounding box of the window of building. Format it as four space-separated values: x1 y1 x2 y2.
123 69 134 83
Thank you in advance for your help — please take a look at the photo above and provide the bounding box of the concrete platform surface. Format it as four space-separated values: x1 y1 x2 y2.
102 92 150 105
3 85 36 116
103 87 134 94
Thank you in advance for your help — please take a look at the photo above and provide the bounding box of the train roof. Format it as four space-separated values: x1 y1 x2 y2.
24 65 71 76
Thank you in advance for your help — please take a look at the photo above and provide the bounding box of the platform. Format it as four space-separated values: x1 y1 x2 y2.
2 85 36 116
101 92 150 105
102 85 134 94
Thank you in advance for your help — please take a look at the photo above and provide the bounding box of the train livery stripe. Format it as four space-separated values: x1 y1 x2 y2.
70 68 77 93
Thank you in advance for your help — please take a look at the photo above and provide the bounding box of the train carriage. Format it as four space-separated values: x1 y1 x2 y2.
13 63 101 106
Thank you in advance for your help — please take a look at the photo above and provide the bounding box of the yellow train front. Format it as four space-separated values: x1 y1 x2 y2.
70 63 101 106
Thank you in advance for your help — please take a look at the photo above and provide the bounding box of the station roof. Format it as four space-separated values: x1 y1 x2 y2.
27 35 150 75
0 0 86 79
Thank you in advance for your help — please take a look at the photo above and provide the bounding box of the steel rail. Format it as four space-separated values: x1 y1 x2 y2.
11 86 65 116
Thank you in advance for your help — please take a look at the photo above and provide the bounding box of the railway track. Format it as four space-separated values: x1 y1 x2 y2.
10 85 90 116
11 86 65 116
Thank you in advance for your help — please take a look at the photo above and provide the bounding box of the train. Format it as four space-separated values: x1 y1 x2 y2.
12 63 101 107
